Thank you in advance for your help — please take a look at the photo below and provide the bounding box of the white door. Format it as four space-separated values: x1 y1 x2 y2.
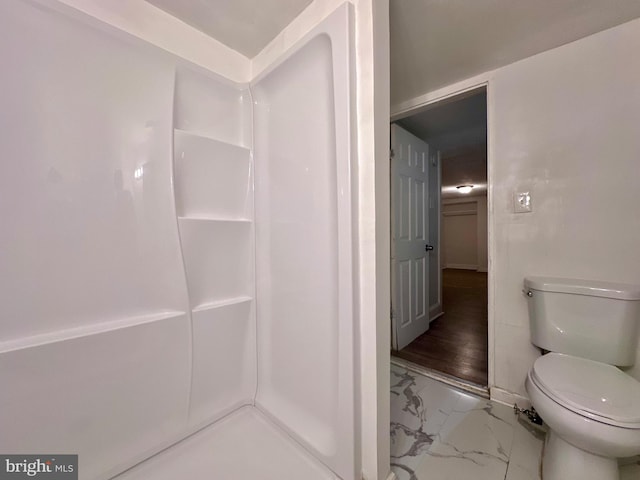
391 124 431 350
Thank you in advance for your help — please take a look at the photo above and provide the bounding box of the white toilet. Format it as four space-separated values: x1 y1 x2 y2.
523 276 640 480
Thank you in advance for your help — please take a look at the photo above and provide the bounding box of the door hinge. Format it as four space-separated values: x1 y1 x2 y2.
390 306 395 321
390 148 395 159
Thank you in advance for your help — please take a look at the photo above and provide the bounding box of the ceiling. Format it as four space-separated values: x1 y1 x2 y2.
391 0 640 106
391 1 640 198
140 1 640 200
398 90 486 153
397 90 487 198
439 147 488 199
146 0 313 58
145 1 640 90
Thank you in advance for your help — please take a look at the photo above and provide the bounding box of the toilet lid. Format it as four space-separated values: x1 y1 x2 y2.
531 353 640 428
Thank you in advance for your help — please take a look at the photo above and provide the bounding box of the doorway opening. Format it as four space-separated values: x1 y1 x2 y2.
390 87 488 388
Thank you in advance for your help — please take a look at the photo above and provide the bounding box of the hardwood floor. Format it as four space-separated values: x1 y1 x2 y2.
394 268 488 386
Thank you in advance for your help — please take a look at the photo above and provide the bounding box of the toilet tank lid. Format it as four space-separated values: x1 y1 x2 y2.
524 277 640 300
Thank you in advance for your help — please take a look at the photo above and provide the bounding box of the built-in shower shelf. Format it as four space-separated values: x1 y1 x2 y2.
0 310 187 354
177 216 251 223
178 217 253 226
173 66 251 148
173 129 252 220
178 217 252 308
174 129 248 150
192 296 252 313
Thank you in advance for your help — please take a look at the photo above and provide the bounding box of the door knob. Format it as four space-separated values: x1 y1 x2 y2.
425 244 434 251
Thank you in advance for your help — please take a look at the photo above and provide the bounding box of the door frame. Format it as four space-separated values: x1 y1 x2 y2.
430 151 443 321
390 80 493 390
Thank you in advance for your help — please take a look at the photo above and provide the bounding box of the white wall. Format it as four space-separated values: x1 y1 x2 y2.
442 197 487 272
393 17 640 402
491 17 640 398
370 2 391 476
443 203 478 269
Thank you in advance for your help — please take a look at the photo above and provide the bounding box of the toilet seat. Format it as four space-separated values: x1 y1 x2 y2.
531 353 640 428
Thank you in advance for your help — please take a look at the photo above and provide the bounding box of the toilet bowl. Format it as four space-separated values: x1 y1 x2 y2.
525 353 640 480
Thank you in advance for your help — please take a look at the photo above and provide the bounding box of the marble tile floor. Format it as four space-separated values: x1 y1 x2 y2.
390 363 640 480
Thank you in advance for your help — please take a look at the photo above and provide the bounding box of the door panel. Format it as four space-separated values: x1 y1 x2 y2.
415 179 426 240
400 175 411 239
391 124 430 350
415 256 426 319
399 260 411 326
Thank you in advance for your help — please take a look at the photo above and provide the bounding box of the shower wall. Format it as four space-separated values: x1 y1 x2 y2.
253 7 355 478
0 2 193 478
172 67 256 432
0 1 354 479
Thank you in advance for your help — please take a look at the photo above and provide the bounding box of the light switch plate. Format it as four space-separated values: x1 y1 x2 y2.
514 191 532 213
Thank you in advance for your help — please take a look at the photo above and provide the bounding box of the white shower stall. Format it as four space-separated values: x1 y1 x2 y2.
0 1 361 479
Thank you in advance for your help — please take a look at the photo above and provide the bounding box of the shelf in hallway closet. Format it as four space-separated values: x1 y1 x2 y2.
192 296 253 313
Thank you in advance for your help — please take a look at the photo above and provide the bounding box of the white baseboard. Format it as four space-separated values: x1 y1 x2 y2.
490 386 531 409
444 263 478 270
429 304 443 322
361 469 397 480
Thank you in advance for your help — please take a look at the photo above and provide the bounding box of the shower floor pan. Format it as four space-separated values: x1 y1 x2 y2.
114 406 338 480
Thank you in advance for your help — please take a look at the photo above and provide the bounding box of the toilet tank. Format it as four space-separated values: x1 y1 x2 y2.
524 277 640 366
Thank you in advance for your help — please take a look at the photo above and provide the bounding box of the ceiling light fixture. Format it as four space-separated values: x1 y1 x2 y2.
456 185 474 194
